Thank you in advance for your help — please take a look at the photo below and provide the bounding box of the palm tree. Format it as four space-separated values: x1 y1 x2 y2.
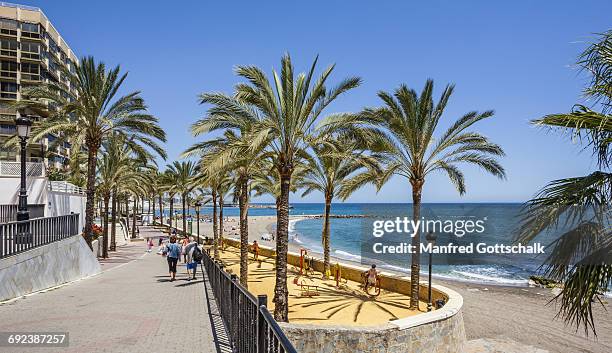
161 170 178 232
326 79 506 309
17 56 166 249
300 136 381 277
96 134 152 257
166 161 198 236
185 97 266 287
518 30 612 334
229 54 360 320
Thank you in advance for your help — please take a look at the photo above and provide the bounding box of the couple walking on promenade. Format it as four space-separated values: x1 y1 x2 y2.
161 235 204 281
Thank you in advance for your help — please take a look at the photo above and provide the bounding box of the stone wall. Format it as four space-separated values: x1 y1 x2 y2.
280 309 465 353
0 235 101 302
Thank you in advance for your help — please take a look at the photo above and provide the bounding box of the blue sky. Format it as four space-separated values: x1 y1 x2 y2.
25 0 611 203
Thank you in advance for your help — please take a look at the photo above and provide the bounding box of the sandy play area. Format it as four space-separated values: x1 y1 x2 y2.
216 245 427 326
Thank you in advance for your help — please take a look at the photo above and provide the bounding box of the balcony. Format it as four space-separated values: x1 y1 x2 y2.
21 51 41 61
21 73 40 82
0 161 45 177
0 70 17 79
0 49 17 58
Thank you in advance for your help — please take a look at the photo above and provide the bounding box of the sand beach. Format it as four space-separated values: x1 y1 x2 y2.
177 214 612 353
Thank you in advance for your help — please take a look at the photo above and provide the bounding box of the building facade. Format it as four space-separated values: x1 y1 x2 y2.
0 2 77 168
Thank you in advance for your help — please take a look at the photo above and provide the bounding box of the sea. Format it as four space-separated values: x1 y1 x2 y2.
161 202 571 286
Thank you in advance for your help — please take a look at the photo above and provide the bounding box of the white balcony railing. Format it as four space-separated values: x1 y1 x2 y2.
0 161 45 177
48 180 85 195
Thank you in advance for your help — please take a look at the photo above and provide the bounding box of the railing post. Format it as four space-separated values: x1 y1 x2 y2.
257 294 267 353
230 273 238 350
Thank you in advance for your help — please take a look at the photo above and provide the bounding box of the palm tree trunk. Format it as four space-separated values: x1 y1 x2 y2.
239 180 249 288
182 193 187 237
131 197 137 239
159 194 164 226
83 146 98 250
111 188 117 251
322 193 332 278
102 194 110 258
212 191 218 259
169 196 174 232
125 198 130 235
273 172 291 322
151 195 156 226
219 193 224 249
409 182 423 309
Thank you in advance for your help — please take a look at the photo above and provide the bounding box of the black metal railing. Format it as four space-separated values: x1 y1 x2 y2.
0 214 80 258
202 251 298 353
0 204 46 223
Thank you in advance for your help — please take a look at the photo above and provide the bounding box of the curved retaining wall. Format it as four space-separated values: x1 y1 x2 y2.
222 236 466 353
280 284 465 353
0 235 101 302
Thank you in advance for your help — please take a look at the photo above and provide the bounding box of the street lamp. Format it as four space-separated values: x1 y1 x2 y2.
174 210 178 233
426 231 437 312
194 201 202 244
15 116 32 222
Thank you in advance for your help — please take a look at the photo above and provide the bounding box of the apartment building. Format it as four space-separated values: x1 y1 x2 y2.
0 2 77 169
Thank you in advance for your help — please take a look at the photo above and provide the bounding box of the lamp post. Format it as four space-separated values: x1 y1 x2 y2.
15 116 32 222
194 201 202 244
426 231 437 312
174 210 178 233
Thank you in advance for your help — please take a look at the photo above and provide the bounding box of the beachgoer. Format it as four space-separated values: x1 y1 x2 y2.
182 237 190 263
252 240 260 261
166 236 181 281
365 264 378 291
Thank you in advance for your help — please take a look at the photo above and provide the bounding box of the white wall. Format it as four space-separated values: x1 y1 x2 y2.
0 176 47 205
47 191 86 231
0 235 101 302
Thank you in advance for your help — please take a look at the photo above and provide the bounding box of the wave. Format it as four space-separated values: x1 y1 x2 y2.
448 270 528 285
334 250 362 262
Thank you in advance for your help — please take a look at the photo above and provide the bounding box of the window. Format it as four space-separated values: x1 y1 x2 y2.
0 146 16 160
21 41 39 53
1 61 17 71
0 61 17 78
0 39 18 57
21 22 39 33
21 41 40 60
0 82 17 98
21 62 40 81
0 19 18 36
0 19 18 30
0 123 16 135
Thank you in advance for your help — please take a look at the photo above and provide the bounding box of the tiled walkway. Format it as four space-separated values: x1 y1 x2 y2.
0 226 228 353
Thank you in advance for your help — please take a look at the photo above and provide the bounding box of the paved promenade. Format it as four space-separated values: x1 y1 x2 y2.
0 226 228 353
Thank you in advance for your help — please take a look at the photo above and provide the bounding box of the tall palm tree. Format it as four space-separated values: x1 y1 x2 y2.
166 161 198 236
300 136 381 277
223 54 360 320
96 134 151 257
326 80 506 309
17 56 166 249
185 98 266 287
161 170 178 232
518 30 612 334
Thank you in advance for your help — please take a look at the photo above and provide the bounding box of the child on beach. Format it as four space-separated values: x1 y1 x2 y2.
365 264 379 291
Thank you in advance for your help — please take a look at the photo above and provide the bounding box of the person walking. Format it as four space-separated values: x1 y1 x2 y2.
146 238 153 252
166 236 181 281
181 237 190 263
